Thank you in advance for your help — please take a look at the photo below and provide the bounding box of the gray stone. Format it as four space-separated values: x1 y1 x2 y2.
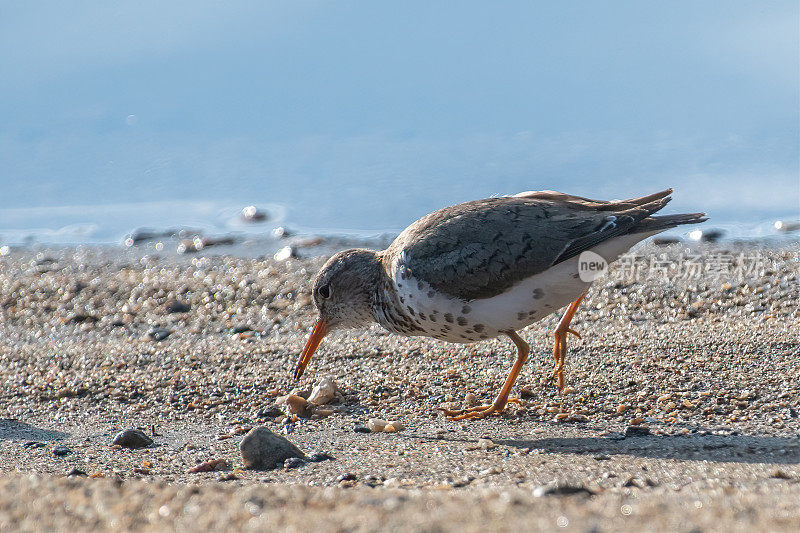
112 429 153 449
52 445 71 457
240 426 305 469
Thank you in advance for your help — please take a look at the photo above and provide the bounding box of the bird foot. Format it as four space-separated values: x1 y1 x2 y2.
438 398 520 420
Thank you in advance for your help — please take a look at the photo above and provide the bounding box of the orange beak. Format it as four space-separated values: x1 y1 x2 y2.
294 319 330 380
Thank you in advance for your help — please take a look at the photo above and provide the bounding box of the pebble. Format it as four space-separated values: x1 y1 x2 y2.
770 469 792 480
66 468 87 477
164 300 190 313
533 483 595 497
353 425 371 434
625 425 651 437
366 418 404 433
112 429 154 449
283 457 306 469
367 418 388 432
187 459 230 473
52 446 71 457
239 426 305 469
464 392 478 407
276 394 310 418
307 377 338 405
147 328 172 341
256 406 283 419
274 246 296 261
241 205 268 222
306 452 335 463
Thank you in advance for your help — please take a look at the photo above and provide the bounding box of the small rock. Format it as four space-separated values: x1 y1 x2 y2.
147 328 172 341
241 205 268 222
337 473 357 482
165 300 190 313
367 418 388 432
276 394 310 417
771 469 792 480
274 246 296 261
256 406 284 420
240 426 305 470
623 475 645 488
629 417 645 425
464 392 478 407
66 468 87 477
567 414 589 423
283 457 306 469
533 483 595 497
625 425 651 437
774 220 800 233
616 404 629 415
353 425 371 434
188 459 230 473
384 421 405 433
112 429 154 449
52 446 71 457
308 377 338 405
307 452 335 463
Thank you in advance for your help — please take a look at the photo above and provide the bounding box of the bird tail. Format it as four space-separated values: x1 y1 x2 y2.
631 212 708 233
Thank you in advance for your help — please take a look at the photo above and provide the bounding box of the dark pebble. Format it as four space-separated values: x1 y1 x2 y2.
53 446 72 457
256 406 284 419
354 426 371 434
232 325 253 334
533 483 595 497
165 300 191 313
23 441 45 449
66 468 87 477
112 429 154 449
337 473 357 482
239 426 305 470
147 328 172 341
625 425 651 437
283 457 306 469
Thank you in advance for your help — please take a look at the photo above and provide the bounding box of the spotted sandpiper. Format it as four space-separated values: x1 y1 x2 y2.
294 189 705 419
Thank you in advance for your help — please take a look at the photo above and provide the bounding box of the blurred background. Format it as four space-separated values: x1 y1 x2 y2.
0 1 798 246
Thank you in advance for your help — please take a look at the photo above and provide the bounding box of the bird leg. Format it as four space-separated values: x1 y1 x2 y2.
552 292 586 391
439 331 530 420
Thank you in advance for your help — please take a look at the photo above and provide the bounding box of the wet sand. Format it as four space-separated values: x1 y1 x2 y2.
0 243 798 531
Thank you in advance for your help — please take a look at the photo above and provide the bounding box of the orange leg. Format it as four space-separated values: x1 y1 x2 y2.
439 331 529 420
552 292 586 391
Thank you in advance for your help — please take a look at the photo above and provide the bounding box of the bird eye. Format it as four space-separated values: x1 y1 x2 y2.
317 284 331 299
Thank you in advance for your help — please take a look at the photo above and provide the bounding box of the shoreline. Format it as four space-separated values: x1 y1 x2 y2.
0 243 798 531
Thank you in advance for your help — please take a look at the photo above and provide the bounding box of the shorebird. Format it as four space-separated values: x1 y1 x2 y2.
294 189 705 419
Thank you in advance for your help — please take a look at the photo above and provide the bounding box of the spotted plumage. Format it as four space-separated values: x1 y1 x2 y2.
294 189 706 419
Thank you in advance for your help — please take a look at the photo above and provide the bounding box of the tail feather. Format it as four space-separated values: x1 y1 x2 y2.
632 212 708 233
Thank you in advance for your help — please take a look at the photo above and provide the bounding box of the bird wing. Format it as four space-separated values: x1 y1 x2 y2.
385 189 675 301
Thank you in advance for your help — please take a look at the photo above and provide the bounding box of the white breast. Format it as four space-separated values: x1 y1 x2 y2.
389 231 656 343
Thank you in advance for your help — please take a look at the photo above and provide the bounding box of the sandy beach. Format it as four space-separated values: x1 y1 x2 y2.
0 242 798 531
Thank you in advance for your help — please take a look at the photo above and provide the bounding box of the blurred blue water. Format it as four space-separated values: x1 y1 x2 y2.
0 2 797 245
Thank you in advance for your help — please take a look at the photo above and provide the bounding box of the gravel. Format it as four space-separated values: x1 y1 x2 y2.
0 242 798 531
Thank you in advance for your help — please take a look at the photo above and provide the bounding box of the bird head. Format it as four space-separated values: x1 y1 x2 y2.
293 248 382 379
